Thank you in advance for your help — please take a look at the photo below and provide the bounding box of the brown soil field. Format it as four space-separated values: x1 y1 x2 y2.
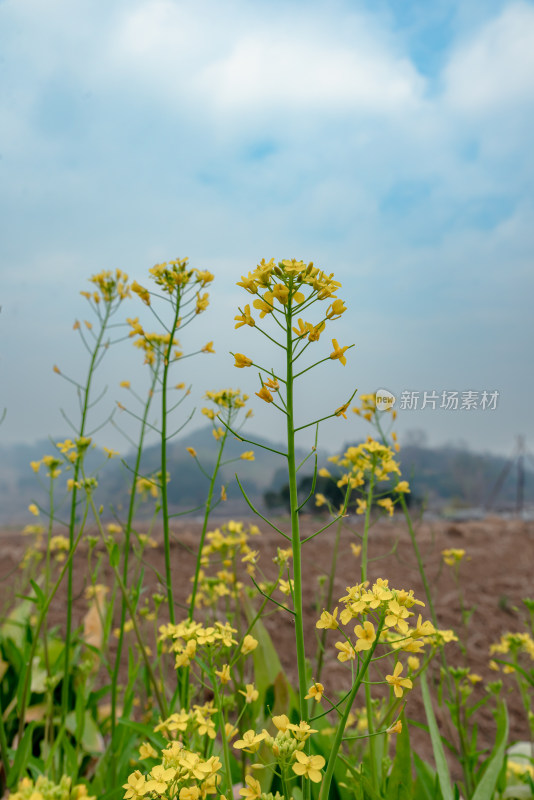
1 514 533 773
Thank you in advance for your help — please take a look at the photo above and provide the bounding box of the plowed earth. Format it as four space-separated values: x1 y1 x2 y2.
1 515 532 775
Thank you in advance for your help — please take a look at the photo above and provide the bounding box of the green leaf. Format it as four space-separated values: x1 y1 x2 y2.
29 580 45 609
1 598 34 648
63 733 79 780
117 718 167 751
7 722 35 789
109 542 120 568
242 595 290 699
387 714 412 800
413 752 443 800
420 672 454 800
75 687 86 742
65 711 104 754
361 773 385 800
471 701 509 800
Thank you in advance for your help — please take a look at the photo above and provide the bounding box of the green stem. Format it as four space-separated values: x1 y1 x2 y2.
18 497 91 742
110 369 157 780
160 295 183 625
285 299 307 719
0 693 10 783
181 424 229 708
361 470 375 583
359 470 379 786
211 674 233 799
319 617 385 800
88 494 167 717
188 425 229 619
60 303 112 770
316 518 343 682
43 475 54 765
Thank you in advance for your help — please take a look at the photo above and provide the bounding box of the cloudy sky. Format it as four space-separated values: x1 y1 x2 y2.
1 0 533 459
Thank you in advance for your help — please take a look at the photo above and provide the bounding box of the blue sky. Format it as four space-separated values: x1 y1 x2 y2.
1 0 533 457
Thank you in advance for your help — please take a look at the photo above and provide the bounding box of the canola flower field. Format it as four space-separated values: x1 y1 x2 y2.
0 259 533 800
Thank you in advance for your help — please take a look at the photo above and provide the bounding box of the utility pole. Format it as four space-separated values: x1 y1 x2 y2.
516 435 525 516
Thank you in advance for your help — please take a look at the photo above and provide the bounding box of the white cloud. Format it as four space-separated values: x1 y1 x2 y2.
197 32 424 116
444 2 534 113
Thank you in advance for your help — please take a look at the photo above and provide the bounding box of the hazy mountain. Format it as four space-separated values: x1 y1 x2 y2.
0 432 531 525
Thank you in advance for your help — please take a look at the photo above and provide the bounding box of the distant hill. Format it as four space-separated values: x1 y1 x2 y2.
0 428 325 525
0 433 531 525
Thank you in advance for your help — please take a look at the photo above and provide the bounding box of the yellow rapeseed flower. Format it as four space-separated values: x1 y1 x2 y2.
292 751 325 783
316 607 339 629
356 498 367 515
386 662 413 698
234 353 253 368
239 683 259 703
123 771 146 799
239 776 262 800
377 497 394 517
233 730 266 753
335 402 349 419
131 281 151 305
329 339 350 366
354 621 376 651
139 742 158 759
241 634 258 655
215 664 231 684
255 386 273 403
103 447 119 459
442 548 466 566
326 298 347 319
335 640 356 662
235 304 256 328
304 682 324 702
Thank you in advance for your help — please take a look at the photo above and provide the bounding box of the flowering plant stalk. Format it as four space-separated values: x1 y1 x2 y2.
56 271 130 768
11 271 130 782
348 397 513 799
128 259 215 626
231 258 356 722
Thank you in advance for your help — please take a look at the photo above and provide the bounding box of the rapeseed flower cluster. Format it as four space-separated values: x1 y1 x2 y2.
86 268 130 303
154 702 218 741
201 388 252 438
10 775 95 800
320 438 409 516
490 631 534 661
352 392 397 424
233 259 352 390
332 439 401 486
158 620 238 668
191 521 261 608
127 318 182 367
126 259 214 367
237 258 341 301
235 714 326 783
147 259 214 295
124 740 222 799
318 579 450 698
29 439 96 488
442 548 466 566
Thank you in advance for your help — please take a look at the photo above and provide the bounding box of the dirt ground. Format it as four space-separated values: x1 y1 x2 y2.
1 513 533 771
